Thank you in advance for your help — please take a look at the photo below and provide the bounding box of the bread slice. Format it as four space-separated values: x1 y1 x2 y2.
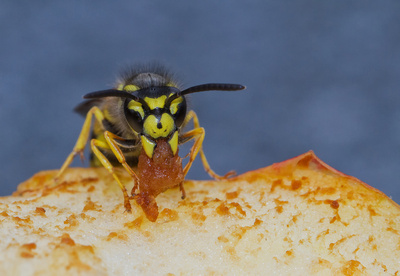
0 151 399 275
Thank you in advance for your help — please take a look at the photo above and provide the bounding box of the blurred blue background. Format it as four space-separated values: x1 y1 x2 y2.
1 1 399 203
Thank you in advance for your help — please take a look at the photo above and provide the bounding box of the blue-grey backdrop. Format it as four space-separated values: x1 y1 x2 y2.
1 1 399 204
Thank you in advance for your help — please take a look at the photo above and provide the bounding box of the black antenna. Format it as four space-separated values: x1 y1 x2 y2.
181 83 245 95
83 89 148 106
83 89 139 101
165 83 245 106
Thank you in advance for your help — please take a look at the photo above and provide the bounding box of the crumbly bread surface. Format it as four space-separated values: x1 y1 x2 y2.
0 151 399 275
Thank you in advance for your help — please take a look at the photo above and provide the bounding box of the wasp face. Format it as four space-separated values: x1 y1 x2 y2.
123 86 187 158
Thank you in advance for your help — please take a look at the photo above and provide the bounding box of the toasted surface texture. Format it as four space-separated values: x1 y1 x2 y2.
0 151 399 275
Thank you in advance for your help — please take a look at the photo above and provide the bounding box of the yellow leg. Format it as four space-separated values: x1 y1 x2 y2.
180 127 205 176
103 131 140 195
180 110 235 180
90 138 132 212
53 106 137 212
54 106 105 181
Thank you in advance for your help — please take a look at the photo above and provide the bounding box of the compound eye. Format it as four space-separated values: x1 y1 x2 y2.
124 100 145 133
170 97 187 127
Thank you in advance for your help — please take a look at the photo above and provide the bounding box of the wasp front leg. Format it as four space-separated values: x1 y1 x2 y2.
102 131 140 196
54 106 105 182
179 110 236 180
90 138 133 212
53 107 138 212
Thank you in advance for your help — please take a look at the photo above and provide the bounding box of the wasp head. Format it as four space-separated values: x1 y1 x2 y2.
83 83 245 159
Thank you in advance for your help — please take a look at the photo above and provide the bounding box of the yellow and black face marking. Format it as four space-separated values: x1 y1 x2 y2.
122 86 187 158
55 67 245 213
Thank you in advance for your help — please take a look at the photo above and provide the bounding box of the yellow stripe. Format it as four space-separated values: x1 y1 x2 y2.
144 96 167 110
143 114 174 138
116 83 124 90
127 100 144 119
166 82 177 88
141 136 156 158
124 84 140 92
168 131 179 155
170 97 183 115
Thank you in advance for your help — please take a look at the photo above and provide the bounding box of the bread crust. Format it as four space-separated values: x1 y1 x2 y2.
1 151 399 275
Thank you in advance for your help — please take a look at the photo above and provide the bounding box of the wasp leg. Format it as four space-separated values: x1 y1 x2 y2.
103 131 140 196
54 106 105 182
90 138 132 213
179 182 186 199
179 110 235 180
179 127 210 178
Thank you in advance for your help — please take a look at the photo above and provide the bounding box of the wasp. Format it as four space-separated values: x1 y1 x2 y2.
55 65 245 221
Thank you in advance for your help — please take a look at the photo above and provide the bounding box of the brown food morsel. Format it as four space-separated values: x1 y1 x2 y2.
134 138 184 221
